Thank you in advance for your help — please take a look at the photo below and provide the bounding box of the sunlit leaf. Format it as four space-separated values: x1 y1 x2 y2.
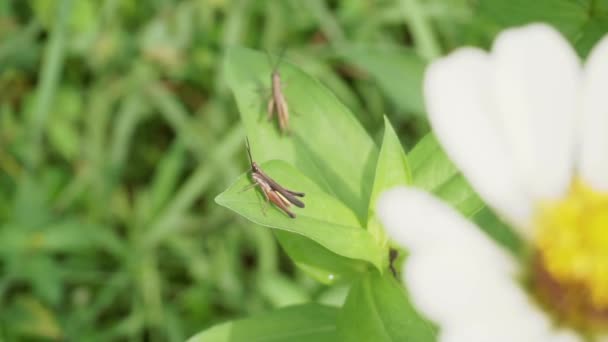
367 117 411 260
224 46 382 279
409 133 484 217
216 160 384 270
337 271 436 342
224 46 378 221
187 304 339 342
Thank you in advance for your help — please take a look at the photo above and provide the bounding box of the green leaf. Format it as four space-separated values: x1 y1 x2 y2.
473 207 524 256
409 134 484 217
477 0 589 41
224 46 381 280
369 117 412 210
367 117 411 254
274 231 369 284
215 160 384 271
187 304 339 342
0 220 112 254
48 118 79 160
4 296 62 340
574 16 608 58
256 272 310 307
149 140 187 216
339 45 427 115
224 46 378 222
476 0 608 57
337 271 436 342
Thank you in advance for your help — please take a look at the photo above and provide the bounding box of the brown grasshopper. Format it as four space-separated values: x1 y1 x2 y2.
266 50 291 134
241 139 305 218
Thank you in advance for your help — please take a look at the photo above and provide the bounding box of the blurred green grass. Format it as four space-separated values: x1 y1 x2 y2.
0 0 507 340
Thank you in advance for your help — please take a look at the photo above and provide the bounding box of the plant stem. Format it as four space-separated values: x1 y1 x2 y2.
400 0 441 60
27 0 71 170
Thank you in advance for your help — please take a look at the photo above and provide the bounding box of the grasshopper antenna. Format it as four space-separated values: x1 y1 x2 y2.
265 47 287 74
245 137 254 168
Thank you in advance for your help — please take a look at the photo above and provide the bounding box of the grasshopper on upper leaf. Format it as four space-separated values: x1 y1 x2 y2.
241 138 305 218
266 49 291 134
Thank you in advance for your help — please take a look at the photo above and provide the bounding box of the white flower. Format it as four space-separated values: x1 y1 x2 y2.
378 24 608 342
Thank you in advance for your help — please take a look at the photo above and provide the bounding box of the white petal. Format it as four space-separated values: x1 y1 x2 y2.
580 34 608 191
491 24 581 200
404 248 521 323
377 187 582 342
424 47 533 235
378 188 518 317
378 187 516 269
439 325 581 342
439 324 549 342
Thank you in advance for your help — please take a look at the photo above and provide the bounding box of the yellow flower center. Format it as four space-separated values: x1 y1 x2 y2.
532 179 608 332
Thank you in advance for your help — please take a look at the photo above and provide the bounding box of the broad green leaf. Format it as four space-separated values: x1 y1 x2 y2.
187 304 339 342
274 231 369 284
256 272 310 307
369 117 412 210
337 271 436 342
224 46 378 222
367 117 411 258
409 134 484 217
225 46 380 280
215 160 384 270
339 45 427 115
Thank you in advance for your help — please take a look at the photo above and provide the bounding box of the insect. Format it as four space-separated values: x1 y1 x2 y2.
266 49 291 134
241 139 305 218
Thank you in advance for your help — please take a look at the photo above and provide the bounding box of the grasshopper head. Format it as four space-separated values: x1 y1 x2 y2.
271 71 281 84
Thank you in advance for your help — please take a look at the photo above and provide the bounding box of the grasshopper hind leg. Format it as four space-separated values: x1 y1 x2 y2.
259 186 270 216
267 97 275 121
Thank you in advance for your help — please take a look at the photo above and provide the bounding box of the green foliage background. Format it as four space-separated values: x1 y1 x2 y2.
1 0 607 341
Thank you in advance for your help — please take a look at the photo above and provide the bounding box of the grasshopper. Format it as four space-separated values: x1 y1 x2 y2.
242 139 305 218
266 49 291 134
